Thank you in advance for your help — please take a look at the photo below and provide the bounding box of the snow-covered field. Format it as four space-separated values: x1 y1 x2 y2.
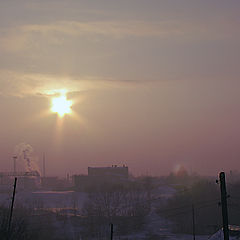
0 187 212 239
0 190 87 211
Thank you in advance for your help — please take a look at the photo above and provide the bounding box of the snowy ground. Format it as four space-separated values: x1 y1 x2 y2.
0 187 212 239
0 191 87 211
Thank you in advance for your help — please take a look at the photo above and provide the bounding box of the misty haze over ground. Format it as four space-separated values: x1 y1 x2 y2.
1 170 240 239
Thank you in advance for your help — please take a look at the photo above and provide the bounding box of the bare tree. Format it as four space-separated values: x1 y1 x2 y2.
81 183 151 238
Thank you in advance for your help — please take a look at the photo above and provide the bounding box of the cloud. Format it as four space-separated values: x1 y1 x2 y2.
0 70 150 97
21 20 184 38
1 18 239 53
0 70 91 97
0 28 29 52
0 20 185 52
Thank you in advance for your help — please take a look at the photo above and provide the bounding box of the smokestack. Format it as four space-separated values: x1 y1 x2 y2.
13 156 17 173
43 153 46 178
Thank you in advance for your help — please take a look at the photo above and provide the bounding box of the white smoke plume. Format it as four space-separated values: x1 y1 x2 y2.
14 142 40 173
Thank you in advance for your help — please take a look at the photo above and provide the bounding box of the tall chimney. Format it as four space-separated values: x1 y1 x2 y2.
43 153 46 177
13 156 17 173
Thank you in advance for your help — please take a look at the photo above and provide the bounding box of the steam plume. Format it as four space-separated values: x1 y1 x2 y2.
14 142 39 173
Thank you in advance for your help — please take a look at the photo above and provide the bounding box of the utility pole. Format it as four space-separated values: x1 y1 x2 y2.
110 223 113 240
8 177 17 239
43 153 46 178
192 204 196 240
219 172 229 240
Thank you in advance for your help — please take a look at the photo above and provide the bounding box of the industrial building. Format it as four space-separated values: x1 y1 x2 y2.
73 165 129 191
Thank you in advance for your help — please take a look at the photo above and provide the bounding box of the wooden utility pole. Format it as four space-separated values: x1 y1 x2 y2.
219 172 229 240
110 223 113 240
8 177 17 239
192 204 196 240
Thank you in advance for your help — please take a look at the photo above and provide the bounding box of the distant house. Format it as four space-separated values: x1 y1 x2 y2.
209 225 240 240
88 165 128 180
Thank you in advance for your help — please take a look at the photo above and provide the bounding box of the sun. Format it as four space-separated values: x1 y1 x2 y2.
51 94 73 117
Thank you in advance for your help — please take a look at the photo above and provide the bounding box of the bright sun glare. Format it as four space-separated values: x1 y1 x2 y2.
51 93 73 117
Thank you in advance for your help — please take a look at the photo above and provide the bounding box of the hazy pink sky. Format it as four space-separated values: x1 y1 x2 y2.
0 0 240 176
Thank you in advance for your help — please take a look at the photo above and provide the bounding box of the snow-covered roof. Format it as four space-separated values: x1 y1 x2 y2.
209 225 240 240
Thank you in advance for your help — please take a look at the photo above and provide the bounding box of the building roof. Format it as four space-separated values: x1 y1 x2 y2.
209 225 240 240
